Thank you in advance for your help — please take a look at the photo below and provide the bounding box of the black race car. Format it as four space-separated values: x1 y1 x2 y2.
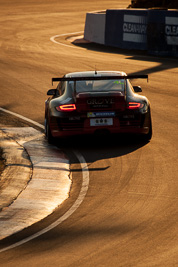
45 71 152 143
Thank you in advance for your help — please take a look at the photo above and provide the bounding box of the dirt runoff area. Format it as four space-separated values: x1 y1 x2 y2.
0 110 42 181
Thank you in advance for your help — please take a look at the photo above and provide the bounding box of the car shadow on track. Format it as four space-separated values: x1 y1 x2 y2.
55 133 149 164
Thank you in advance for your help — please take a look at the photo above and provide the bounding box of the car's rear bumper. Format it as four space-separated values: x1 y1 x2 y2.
51 125 149 137
49 114 150 137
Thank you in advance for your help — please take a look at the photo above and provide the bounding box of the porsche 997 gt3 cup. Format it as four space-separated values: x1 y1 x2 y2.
45 71 152 143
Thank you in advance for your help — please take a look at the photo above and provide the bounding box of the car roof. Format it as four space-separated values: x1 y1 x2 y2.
65 71 127 78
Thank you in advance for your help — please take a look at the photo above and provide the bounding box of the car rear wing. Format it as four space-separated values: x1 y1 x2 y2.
52 75 148 85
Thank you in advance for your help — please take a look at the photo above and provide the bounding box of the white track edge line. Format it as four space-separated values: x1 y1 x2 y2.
0 108 89 253
50 31 83 49
0 108 45 130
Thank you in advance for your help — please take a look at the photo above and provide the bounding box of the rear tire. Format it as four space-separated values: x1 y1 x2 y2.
143 119 152 141
45 118 55 144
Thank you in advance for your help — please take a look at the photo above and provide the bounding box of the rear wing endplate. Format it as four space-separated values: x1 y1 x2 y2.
52 75 148 86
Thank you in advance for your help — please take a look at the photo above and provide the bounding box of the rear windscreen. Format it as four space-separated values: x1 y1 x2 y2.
67 79 125 93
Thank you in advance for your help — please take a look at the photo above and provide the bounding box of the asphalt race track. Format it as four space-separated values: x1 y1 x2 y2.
0 0 178 266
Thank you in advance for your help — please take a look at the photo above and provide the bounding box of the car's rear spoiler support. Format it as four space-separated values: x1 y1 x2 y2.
52 75 148 86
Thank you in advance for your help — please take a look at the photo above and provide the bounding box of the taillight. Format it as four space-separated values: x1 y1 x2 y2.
127 102 144 109
56 104 76 111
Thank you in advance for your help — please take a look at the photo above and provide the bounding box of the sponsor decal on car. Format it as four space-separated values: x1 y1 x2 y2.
87 112 115 118
87 98 114 105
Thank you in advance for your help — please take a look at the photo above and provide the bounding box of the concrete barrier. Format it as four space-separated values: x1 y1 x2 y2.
147 9 178 56
84 11 106 45
105 9 148 50
84 8 178 56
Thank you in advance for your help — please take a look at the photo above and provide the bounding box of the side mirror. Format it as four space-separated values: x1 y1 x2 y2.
47 89 57 95
133 86 142 92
